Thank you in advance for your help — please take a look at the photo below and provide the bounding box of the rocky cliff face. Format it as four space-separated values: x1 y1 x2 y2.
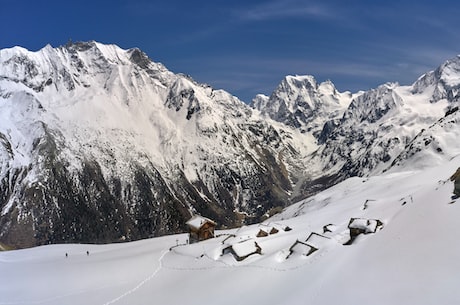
251 75 352 137
0 41 313 248
254 60 460 199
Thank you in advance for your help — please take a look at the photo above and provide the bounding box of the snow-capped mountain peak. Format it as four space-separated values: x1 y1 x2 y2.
251 74 352 136
412 54 460 103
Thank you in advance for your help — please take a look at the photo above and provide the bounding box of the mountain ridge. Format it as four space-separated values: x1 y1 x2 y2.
1 41 459 248
0 41 315 248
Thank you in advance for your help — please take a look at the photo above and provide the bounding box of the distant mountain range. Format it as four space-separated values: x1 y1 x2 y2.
0 41 459 248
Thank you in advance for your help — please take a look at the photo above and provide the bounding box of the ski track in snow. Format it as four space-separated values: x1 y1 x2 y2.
0 286 114 305
101 249 168 305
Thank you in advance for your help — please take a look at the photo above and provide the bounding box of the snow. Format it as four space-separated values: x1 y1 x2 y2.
305 232 331 249
1 156 460 304
229 239 259 258
439 55 460 87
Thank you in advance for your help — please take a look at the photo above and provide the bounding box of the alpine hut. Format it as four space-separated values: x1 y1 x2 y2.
186 215 217 243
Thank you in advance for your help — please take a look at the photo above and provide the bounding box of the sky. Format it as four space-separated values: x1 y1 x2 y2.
2 0 460 102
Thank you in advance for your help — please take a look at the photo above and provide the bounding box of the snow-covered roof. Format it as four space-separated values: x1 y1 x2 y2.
289 241 317 257
186 215 216 230
231 239 260 258
305 232 331 249
348 218 382 234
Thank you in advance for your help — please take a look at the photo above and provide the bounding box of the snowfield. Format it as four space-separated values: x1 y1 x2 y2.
1 156 460 305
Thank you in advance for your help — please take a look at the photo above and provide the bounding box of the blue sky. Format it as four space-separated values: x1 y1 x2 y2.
2 0 460 102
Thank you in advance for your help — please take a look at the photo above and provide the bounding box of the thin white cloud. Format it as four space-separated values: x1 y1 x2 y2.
234 0 338 21
189 55 401 79
181 47 460 101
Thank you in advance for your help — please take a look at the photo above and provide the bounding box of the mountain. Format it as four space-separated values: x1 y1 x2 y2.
2 42 460 304
253 60 460 198
0 41 315 248
251 75 353 136
1 41 460 249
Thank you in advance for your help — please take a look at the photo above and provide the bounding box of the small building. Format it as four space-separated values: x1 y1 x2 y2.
344 218 383 245
305 232 331 249
285 240 317 259
186 215 217 243
222 239 262 261
256 229 269 238
256 227 279 238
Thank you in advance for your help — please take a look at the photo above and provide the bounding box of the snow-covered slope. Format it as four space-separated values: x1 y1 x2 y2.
0 41 315 248
1 155 459 305
390 106 460 171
